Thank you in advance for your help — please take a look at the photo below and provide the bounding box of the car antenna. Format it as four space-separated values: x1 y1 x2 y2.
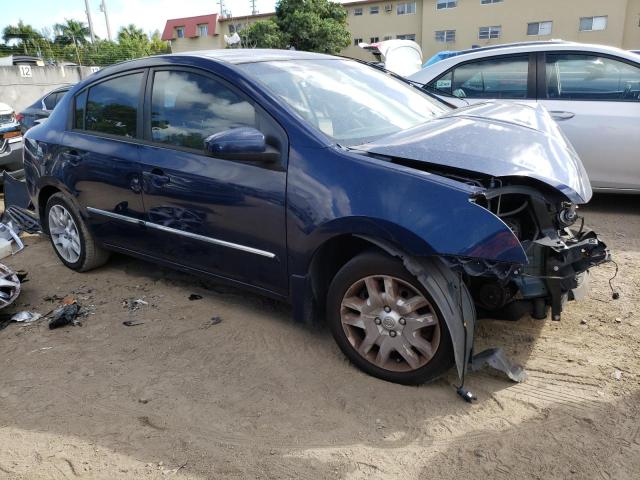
455 271 476 403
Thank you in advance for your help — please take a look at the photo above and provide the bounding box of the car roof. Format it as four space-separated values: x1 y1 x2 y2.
169 48 337 64
410 41 640 81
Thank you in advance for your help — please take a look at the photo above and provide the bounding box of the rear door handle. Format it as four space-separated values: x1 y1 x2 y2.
62 150 82 166
149 168 170 187
549 111 575 121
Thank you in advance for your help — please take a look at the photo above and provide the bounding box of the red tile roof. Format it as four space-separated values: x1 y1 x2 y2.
161 14 218 40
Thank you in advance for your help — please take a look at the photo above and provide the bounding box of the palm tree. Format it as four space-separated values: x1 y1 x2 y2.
2 21 43 55
54 19 90 47
117 24 147 42
54 19 91 65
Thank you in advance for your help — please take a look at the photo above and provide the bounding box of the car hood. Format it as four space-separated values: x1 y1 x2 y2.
354 102 592 204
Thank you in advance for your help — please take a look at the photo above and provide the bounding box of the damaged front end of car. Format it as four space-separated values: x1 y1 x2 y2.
444 177 610 321
354 102 612 322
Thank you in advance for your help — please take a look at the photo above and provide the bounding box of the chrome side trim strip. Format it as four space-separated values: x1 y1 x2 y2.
87 207 276 259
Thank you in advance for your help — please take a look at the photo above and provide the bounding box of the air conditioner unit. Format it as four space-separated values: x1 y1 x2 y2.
384 4 393 12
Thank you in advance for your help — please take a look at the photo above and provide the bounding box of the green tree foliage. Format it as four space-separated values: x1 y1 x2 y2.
0 20 170 66
2 20 43 54
275 0 350 54
231 0 350 54
239 20 286 49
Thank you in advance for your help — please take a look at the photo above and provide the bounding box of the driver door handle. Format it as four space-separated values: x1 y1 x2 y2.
550 111 575 121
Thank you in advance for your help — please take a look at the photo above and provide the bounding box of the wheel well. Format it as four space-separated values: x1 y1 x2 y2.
308 235 387 315
38 185 61 231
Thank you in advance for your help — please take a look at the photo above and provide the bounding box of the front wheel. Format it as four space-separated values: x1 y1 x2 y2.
327 251 454 385
45 193 110 271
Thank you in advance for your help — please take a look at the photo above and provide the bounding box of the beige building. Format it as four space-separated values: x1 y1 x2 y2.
163 0 640 59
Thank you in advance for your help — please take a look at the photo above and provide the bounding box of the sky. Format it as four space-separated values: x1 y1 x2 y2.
2 0 279 40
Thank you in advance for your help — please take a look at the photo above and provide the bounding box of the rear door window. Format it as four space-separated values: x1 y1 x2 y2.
545 53 640 101
150 70 256 150
43 93 58 110
83 72 143 137
431 55 529 99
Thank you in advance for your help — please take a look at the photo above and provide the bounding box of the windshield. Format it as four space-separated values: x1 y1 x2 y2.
238 59 448 146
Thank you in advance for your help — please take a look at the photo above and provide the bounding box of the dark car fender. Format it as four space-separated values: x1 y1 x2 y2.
358 236 476 381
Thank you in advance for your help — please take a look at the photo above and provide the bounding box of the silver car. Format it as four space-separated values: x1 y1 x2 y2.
409 41 640 193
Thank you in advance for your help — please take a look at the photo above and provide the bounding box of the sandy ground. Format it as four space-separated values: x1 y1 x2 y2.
0 194 638 480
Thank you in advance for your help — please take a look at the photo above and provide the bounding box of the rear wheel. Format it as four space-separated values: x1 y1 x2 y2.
45 193 109 271
327 251 453 385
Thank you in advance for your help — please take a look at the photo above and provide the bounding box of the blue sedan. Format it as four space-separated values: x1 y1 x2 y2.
23 49 609 385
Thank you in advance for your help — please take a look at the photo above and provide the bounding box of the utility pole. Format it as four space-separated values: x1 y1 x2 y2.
249 0 258 15
99 0 112 41
84 0 96 42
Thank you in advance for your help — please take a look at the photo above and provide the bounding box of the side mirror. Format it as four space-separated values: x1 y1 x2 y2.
34 118 47 126
204 127 279 163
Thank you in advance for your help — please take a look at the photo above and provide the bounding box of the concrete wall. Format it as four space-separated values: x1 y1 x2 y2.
0 65 96 112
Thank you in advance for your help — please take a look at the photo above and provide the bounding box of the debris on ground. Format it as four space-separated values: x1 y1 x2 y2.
613 369 622 381
203 316 223 328
48 303 82 329
0 222 24 258
1 170 42 233
0 263 22 310
470 347 528 383
122 298 148 311
188 294 203 301
11 311 42 323
123 320 144 327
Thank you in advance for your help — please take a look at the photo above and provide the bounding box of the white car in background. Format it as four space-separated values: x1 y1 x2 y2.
0 102 23 174
409 41 640 193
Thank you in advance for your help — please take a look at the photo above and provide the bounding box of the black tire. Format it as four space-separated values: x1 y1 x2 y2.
327 251 454 385
45 193 110 272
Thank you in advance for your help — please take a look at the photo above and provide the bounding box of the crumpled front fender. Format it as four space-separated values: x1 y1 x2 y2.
358 236 476 381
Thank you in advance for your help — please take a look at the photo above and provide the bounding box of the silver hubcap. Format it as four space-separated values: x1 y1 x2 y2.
48 205 81 263
340 275 440 372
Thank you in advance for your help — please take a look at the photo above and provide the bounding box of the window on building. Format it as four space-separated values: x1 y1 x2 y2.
150 70 256 150
527 21 552 36
383 35 392 40
396 33 416 41
579 16 608 31
397 2 417 15
176 26 185 38
436 0 457 9
480 0 503 4
229 23 244 34
83 73 143 138
197 24 208 36
354 38 363 46
435 30 456 42
370 5 379 14
370 36 380 43
354 7 363 15
430 55 529 99
479 25 502 39
545 54 640 101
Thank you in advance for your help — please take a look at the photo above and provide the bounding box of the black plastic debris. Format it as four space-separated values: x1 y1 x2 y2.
470 348 528 383
123 320 144 326
1 171 41 233
203 316 222 328
49 303 82 329
188 294 203 301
